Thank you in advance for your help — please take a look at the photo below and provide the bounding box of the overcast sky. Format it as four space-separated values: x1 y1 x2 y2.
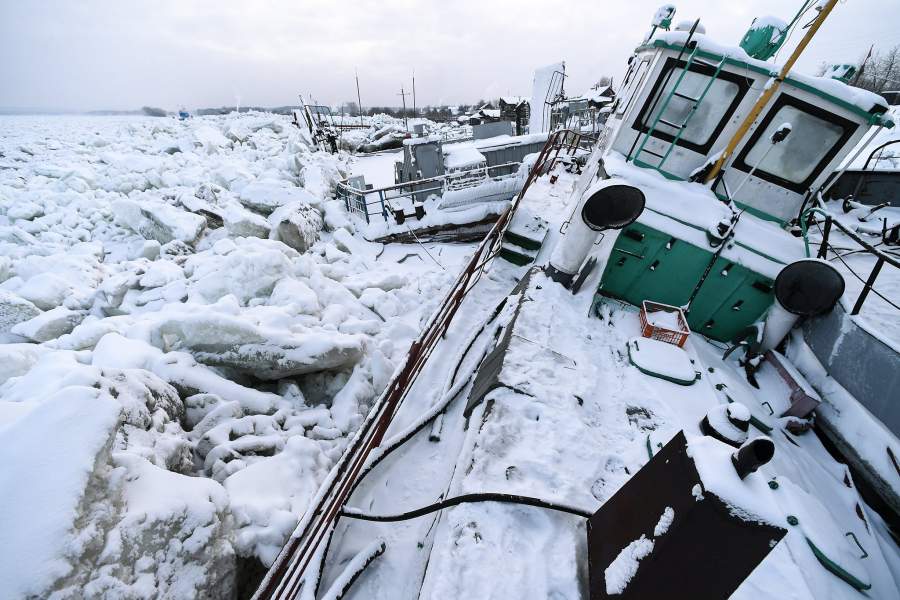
2 0 898 112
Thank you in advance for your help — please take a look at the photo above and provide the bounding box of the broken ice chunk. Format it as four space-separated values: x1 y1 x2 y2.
11 306 85 342
16 272 73 310
0 387 120 599
0 290 41 333
268 278 320 314
139 260 185 289
113 198 206 245
267 201 323 253
238 180 320 215
188 238 294 305
0 343 48 384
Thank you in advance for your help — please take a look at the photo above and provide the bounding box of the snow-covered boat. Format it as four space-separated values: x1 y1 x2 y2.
336 131 556 244
334 62 591 245
255 3 900 599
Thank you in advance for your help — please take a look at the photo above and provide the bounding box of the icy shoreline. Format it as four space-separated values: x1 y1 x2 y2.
0 113 468 598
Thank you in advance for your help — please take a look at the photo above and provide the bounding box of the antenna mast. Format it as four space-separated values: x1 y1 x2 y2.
355 69 364 126
398 86 409 131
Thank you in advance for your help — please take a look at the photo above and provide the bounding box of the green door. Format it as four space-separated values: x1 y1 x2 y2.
600 223 708 308
688 259 774 341
599 223 777 342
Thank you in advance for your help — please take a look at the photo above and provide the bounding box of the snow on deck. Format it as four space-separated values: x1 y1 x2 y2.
349 149 402 189
412 274 899 599
318 257 521 599
321 159 898 599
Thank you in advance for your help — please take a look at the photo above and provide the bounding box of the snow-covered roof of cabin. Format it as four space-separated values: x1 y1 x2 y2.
499 96 528 106
444 132 549 154
750 14 789 33
589 89 615 103
641 31 893 126
403 134 441 147
567 89 615 106
590 84 615 101
443 144 487 170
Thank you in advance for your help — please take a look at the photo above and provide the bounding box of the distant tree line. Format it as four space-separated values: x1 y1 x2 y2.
854 44 900 94
141 106 167 117
817 43 900 95
195 106 295 116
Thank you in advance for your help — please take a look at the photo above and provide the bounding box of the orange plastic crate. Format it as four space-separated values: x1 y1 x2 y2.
639 300 691 348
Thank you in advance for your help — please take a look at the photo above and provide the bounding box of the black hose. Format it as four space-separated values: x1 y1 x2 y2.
340 492 595 522
346 323 496 497
311 351 480 598
312 525 337 598
449 296 508 385
312 294 512 597
348 376 474 495
345 293 512 498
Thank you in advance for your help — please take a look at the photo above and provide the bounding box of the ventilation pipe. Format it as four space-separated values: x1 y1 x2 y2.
761 259 845 351
731 436 775 480
546 180 645 287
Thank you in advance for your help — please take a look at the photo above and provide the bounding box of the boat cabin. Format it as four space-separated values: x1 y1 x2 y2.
606 24 893 223
551 10 894 344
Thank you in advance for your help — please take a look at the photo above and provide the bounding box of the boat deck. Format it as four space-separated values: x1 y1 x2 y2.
317 164 899 599
416 272 899 599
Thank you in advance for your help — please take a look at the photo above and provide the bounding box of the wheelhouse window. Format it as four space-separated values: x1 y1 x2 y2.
733 95 857 192
643 71 738 144
633 58 749 154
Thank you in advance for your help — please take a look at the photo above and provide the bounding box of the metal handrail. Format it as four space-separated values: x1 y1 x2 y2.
626 19 703 169
802 207 900 315
253 128 589 600
336 162 522 223
862 139 900 171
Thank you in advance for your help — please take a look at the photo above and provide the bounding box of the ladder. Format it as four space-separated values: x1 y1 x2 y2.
628 22 725 175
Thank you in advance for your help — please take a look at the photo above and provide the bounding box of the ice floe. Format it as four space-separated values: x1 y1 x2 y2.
0 112 469 598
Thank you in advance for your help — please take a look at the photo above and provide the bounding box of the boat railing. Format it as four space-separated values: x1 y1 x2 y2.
862 139 900 171
335 162 521 223
802 208 900 316
333 122 371 131
337 127 593 224
253 129 591 600
440 127 475 143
